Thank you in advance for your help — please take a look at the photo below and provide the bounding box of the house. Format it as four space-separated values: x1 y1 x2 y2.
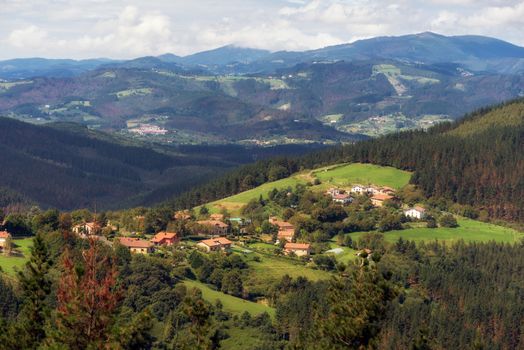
351 185 366 195
0 231 12 249
277 228 295 242
366 186 381 195
209 213 225 221
331 193 353 205
151 231 180 246
269 217 294 231
326 188 342 196
269 217 296 242
284 243 311 257
197 237 232 252
371 193 393 207
404 206 427 219
72 222 101 236
117 237 154 254
197 220 229 235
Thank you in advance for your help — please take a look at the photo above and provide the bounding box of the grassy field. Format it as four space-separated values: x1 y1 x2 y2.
313 163 411 189
326 242 359 264
203 176 307 215
245 248 331 282
183 279 275 317
0 237 33 276
200 163 411 215
351 217 524 244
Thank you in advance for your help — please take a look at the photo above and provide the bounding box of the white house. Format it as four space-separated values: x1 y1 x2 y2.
351 185 366 195
404 206 427 219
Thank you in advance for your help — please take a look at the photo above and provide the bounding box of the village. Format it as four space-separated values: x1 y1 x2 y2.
0 181 432 264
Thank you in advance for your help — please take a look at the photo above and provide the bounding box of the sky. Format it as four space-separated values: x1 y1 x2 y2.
1 0 524 60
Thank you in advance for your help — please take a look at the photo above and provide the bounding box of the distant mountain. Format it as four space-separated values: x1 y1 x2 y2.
184 32 524 74
0 57 118 79
177 45 271 66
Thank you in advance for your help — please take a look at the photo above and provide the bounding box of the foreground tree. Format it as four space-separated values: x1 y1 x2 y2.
6 234 53 349
47 238 120 348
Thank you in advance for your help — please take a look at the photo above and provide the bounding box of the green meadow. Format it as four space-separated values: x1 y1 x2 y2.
183 279 275 317
0 237 33 276
313 163 412 189
351 217 523 244
202 163 411 215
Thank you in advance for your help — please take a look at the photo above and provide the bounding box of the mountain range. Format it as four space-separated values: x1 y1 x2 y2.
2 32 524 79
1 32 524 144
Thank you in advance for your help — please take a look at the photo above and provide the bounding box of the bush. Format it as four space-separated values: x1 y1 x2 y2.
439 214 458 228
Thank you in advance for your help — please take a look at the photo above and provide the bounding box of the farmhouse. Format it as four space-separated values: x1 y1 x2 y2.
197 237 232 252
72 222 101 236
117 237 154 254
404 206 427 219
371 193 393 207
351 185 366 195
284 243 311 257
332 193 353 205
197 220 229 235
0 231 12 249
277 228 296 242
151 231 180 246
269 217 294 231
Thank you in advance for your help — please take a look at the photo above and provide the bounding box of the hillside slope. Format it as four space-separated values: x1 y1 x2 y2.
0 118 323 210
168 99 524 223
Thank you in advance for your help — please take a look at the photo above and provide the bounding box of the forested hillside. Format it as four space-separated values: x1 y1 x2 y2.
0 118 321 210
167 99 524 223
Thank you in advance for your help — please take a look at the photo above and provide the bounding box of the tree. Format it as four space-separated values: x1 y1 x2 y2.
49 238 120 348
11 233 52 349
439 214 458 228
317 267 395 348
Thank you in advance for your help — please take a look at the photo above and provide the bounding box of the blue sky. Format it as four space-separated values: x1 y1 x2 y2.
1 0 523 59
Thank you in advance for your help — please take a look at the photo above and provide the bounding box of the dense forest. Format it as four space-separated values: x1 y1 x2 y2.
166 98 524 223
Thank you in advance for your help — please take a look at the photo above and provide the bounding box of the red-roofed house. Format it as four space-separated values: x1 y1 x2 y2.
0 231 11 249
277 228 295 243
284 243 311 257
151 231 180 246
371 193 393 207
117 237 154 254
197 237 232 252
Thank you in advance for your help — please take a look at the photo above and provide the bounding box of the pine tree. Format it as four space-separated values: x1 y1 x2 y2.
13 233 53 349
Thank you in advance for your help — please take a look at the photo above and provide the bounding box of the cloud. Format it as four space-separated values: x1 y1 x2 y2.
0 0 523 59
7 25 48 49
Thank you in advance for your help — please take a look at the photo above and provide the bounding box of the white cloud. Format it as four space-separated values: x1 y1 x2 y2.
0 0 523 59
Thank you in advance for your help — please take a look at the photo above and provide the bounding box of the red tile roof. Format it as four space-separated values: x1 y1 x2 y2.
151 231 179 243
199 237 232 247
372 193 393 201
285 243 311 250
118 237 153 248
0 231 11 239
197 220 229 228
